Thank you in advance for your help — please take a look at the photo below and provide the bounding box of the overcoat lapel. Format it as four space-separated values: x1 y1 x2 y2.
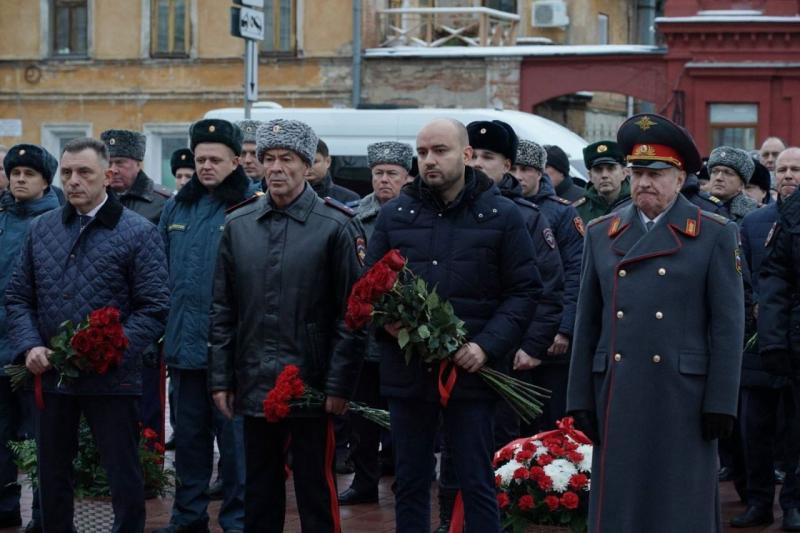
611 194 702 264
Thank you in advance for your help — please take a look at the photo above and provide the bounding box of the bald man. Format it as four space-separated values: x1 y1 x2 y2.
365 118 542 533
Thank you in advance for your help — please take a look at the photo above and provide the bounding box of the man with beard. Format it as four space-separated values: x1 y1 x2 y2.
236 120 265 186
574 141 631 224
366 118 541 532
567 114 744 532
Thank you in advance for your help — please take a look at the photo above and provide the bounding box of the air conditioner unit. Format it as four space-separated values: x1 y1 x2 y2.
532 0 570 28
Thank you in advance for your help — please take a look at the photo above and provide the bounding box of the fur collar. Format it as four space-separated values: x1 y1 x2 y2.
175 165 251 206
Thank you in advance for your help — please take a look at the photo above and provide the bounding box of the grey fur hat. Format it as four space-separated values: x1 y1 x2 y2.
367 141 414 171
256 119 318 165
708 146 755 183
516 140 547 170
100 129 146 161
236 120 263 144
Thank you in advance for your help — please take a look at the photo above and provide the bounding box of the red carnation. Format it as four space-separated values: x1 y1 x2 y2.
569 473 589 490
515 449 533 463
381 249 406 271
537 475 553 491
495 475 502 487
537 454 554 466
529 466 545 480
497 492 510 509
544 495 560 511
513 467 530 480
567 451 584 464
496 447 513 464
522 440 537 452
518 494 535 512
560 491 580 510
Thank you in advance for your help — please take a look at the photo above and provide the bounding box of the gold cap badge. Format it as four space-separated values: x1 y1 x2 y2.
109 138 116 145
272 125 281 133
480 128 487 134
18 149 25 155
208 125 216 133
180 154 186 160
635 116 656 131
597 145 607 153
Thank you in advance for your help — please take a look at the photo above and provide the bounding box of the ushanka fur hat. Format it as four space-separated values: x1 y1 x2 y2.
100 129 146 161
516 140 547 171
236 120 263 144
367 141 414 171
256 119 319 165
708 146 755 183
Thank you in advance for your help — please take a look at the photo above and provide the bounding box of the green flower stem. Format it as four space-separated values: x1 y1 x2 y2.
478 371 544 424
480 367 551 394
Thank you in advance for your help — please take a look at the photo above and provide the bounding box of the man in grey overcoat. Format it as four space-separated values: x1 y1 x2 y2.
566 114 745 532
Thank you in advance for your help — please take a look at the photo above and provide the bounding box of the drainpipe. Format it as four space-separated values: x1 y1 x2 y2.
637 0 656 113
352 0 362 108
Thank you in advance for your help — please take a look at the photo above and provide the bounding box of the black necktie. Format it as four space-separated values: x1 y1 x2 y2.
646 221 654 232
79 215 91 231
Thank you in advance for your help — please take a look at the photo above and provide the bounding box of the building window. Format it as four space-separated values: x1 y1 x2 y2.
151 0 190 57
52 0 88 57
598 13 608 44
143 124 191 190
260 0 296 54
40 123 93 186
709 103 758 150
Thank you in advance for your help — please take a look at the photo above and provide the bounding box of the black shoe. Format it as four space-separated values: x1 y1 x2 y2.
719 466 736 481
0 510 21 528
205 478 223 501
338 487 378 505
336 457 354 475
164 437 176 451
154 519 211 533
784 508 800 531
24 520 41 533
777 469 787 484
730 505 773 528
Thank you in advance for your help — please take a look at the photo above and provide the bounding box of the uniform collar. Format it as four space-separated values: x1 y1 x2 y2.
259 182 316 223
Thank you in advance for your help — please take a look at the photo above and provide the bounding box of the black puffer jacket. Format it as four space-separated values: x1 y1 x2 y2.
759 191 800 377
366 168 542 401
208 184 366 416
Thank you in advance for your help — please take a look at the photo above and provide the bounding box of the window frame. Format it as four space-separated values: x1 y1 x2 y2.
150 0 191 58
50 0 91 58
708 103 759 151
259 0 298 56
142 123 192 187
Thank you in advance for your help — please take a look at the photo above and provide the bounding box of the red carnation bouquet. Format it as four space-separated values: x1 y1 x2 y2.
263 365 390 429
5 307 129 404
493 417 592 533
346 249 548 424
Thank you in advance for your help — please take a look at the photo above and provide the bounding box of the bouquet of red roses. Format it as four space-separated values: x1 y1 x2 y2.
263 365 390 429
346 249 548 424
5 307 129 399
493 417 592 533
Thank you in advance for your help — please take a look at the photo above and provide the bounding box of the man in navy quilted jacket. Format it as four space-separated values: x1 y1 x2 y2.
4 137 169 533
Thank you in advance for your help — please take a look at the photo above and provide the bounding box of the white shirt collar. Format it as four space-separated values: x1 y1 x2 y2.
638 197 677 228
82 193 109 219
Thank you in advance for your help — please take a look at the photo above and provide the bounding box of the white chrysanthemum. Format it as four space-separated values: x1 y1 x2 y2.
494 459 524 487
576 444 593 472
543 459 578 493
532 441 549 458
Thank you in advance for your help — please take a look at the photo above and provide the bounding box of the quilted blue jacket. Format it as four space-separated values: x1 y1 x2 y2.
159 167 256 369
4 192 169 395
0 189 61 366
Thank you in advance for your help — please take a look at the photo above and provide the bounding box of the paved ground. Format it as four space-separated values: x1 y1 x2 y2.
0 473 788 532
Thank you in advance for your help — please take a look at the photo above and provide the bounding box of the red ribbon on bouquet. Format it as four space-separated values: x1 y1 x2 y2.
437 360 458 408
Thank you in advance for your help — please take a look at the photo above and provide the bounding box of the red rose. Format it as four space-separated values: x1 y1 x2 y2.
518 494 535 512
70 331 91 355
381 249 406 271
496 492 510 509
154 442 165 454
512 467 529 480
544 495 560 511
142 428 158 440
560 491 580 510
345 297 373 331
569 473 589 490
537 454 554 466
369 263 398 295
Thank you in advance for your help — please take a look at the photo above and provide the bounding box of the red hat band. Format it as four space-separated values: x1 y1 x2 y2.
627 143 684 169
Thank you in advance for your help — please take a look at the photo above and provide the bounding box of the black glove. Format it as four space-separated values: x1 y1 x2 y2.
701 413 735 441
761 349 793 377
569 410 600 445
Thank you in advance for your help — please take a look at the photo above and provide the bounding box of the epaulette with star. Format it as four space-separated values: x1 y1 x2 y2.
225 191 264 214
572 197 587 208
700 211 728 225
706 194 723 205
154 184 173 198
553 196 572 205
513 197 539 210
324 196 356 217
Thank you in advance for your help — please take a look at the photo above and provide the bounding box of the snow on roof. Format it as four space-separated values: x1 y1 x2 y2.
365 44 664 59
656 15 800 23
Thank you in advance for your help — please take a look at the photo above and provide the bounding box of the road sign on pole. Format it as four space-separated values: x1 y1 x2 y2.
245 40 258 103
230 7 265 41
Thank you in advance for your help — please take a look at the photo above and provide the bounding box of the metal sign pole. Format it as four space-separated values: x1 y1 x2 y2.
244 40 254 119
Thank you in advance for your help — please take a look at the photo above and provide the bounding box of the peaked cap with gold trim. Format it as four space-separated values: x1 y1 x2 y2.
617 113 702 174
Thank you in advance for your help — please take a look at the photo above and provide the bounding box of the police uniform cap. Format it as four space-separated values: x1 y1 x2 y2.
617 113 702 174
583 141 624 169
190 119 243 156
3 144 58 184
467 120 519 164
170 147 195 175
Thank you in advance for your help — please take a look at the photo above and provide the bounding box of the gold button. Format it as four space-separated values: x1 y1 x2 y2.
658 268 666 276
618 269 627 277
614 353 622 362
616 310 624 319
208 125 216 132
652 354 661 363
655 311 663 319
